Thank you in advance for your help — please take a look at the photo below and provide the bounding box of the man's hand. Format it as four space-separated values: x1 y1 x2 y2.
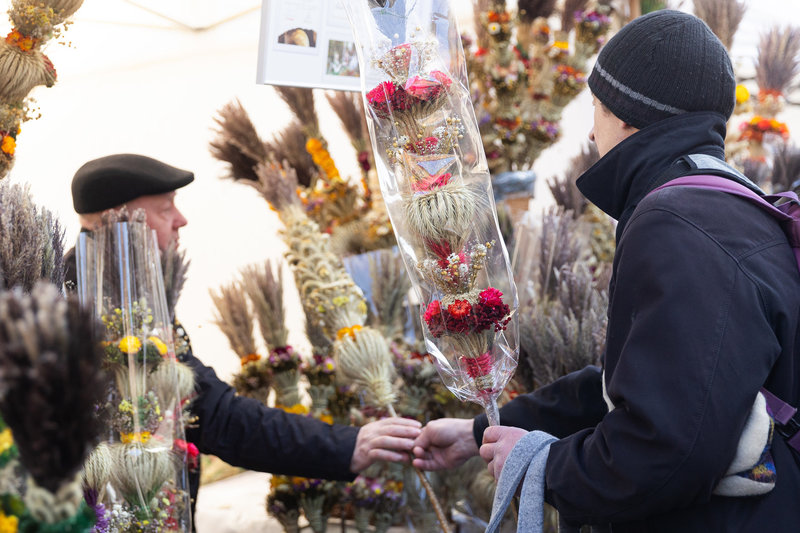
412 418 479 471
350 417 422 473
479 425 527 480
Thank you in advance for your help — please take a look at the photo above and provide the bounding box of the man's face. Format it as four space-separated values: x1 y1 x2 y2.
125 191 187 250
589 95 637 157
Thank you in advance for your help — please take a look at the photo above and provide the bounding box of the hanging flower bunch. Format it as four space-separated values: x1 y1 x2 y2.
738 116 790 144
301 353 336 419
346 475 404 533
574 9 612 54
0 0 84 178
305 138 341 183
552 64 587 101
464 0 613 174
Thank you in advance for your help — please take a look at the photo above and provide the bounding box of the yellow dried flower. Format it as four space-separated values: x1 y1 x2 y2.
0 512 18 533
119 431 152 444
118 336 142 354
736 84 750 104
0 429 13 455
147 335 168 355
332 295 350 306
278 403 309 415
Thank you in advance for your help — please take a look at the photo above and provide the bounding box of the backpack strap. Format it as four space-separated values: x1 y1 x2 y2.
651 174 800 455
651 175 800 270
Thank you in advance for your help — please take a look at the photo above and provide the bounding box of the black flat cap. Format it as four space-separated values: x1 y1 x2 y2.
72 154 194 214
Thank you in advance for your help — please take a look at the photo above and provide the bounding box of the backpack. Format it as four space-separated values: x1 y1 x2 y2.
650 166 800 456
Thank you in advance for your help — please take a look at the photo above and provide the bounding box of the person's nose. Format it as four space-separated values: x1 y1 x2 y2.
588 128 596 144
174 208 188 228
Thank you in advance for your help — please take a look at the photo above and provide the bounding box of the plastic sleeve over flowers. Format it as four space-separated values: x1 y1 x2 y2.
344 0 519 423
77 212 195 532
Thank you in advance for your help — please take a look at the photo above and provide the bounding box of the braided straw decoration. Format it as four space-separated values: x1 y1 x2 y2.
0 44 53 101
24 473 84 524
404 182 479 253
334 326 396 408
46 0 85 21
82 443 113 499
109 443 176 503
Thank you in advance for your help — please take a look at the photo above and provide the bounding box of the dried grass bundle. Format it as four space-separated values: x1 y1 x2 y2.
472 0 492 49
275 86 319 137
742 158 773 189
517 262 607 391
210 281 258 360
693 0 746 50
368 249 412 341
267 121 319 188
512 209 608 391
254 158 302 212
148 360 195 417
771 143 800 192
547 142 598 217
109 443 176 503
161 242 190 323
210 99 268 184
82 442 113 497
335 326 397 410
755 25 800 94
241 261 289 349
561 0 590 33
0 282 106 494
0 181 65 292
326 91 369 151
517 0 558 23
404 183 480 253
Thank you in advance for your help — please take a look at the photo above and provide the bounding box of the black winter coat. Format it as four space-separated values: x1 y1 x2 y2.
64 247 359 527
475 112 800 532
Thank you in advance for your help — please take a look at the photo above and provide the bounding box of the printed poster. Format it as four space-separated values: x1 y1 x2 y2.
256 0 362 91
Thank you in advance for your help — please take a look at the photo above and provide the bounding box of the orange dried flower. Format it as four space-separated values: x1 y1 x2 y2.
1 136 15 156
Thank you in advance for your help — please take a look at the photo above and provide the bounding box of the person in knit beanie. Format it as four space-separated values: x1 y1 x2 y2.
589 9 735 131
414 10 800 533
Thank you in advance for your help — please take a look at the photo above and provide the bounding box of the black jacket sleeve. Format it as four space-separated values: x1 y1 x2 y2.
181 348 359 481
472 366 607 445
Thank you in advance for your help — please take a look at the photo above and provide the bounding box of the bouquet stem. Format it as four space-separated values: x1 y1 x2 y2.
386 405 452 533
485 396 500 426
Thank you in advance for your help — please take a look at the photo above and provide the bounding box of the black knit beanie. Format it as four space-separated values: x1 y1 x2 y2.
588 10 735 129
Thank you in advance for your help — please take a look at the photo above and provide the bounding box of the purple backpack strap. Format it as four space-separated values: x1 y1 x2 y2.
652 174 800 454
651 175 800 270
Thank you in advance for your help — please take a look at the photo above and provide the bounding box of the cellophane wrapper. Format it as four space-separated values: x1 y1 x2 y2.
77 219 192 532
344 0 519 423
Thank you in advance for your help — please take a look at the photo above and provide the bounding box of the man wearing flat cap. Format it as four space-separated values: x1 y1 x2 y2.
65 153 421 528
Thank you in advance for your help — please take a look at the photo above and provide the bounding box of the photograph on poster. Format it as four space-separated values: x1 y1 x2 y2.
326 40 359 77
257 0 365 91
274 0 322 53
277 27 317 47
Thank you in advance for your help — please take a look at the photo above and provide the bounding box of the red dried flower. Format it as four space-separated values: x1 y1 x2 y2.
426 240 453 260
447 299 472 319
367 81 398 119
431 70 453 89
406 136 439 154
424 300 442 323
479 287 504 307
411 172 453 192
